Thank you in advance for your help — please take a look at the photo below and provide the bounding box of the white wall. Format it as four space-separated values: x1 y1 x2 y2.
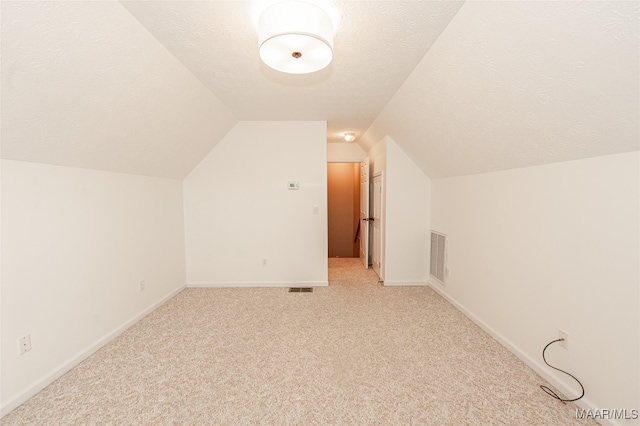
1 160 186 415
367 137 387 279
183 121 328 287
368 137 387 177
384 139 431 285
430 152 639 423
366 137 431 285
327 143 366 163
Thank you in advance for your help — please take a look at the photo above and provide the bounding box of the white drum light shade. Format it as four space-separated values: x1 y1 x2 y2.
258 1 334 74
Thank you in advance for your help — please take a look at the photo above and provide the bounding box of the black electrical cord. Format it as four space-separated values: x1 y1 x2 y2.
540 338 585 403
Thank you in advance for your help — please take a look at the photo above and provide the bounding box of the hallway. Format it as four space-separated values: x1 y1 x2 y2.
328 257 380 287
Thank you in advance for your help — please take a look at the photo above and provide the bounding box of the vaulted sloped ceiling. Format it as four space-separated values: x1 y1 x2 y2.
1 1 237 179
1 0 466 178
362 1 639 178
118 0 465 144
1 1 638 179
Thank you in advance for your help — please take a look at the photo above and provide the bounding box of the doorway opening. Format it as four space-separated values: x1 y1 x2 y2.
327 163 360 258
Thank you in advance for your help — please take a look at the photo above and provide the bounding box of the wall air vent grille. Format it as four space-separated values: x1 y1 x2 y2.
430 231 447 284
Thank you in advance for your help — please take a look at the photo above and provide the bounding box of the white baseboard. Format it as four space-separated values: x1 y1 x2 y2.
427 280 621 426
188 281 329 288
0 284 186 418
384 280 429 287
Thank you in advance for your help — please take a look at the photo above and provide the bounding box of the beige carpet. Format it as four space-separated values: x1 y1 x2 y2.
2 258 593 425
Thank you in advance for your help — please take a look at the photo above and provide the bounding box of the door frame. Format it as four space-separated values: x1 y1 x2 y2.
371 171 384 280
359 158 370 268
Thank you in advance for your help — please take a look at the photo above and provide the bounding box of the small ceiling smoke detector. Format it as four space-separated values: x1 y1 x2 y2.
258 1 334 74
344 132 356 142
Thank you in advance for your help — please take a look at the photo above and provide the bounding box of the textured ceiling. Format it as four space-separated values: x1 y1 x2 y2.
118 0 465 144
1 1 238 179
2 1 638 180
361 0 640 178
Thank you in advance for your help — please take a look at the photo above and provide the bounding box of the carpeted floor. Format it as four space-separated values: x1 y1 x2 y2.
2 258 593 425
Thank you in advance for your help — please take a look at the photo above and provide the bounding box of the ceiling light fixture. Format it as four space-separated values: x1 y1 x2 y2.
344 132 356 142
258 1 334 74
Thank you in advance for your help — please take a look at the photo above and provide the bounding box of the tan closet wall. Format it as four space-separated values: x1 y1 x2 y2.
327 163 360 257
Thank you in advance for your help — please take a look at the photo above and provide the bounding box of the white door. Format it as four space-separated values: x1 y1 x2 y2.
359 158 370 268
371 172 383 278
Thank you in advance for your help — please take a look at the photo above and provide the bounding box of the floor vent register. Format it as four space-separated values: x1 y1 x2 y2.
289 287 313 293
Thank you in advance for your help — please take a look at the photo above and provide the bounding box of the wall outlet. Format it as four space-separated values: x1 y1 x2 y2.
262 259 268 267
19 334 32 355
558 329 569 349
138 279 146 292
312 205 319 214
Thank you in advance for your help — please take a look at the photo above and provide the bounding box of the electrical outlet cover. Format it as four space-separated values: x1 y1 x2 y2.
558 329 568 349
19 334 32 355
